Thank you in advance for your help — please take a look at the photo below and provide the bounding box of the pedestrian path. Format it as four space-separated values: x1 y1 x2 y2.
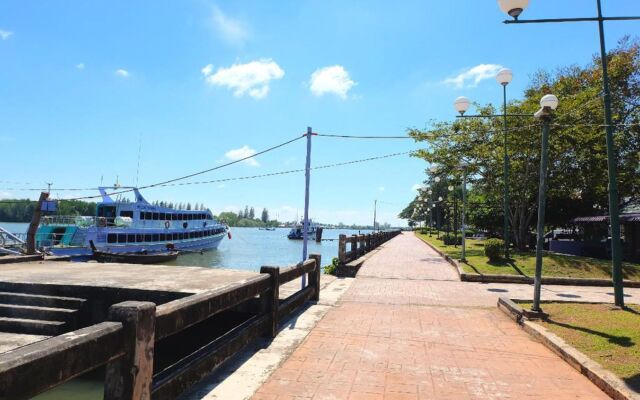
253 232 614 399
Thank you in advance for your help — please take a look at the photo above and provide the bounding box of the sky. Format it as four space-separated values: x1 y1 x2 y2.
0 1 638 226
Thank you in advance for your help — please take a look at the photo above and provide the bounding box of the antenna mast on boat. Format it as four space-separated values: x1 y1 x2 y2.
136 133 142 188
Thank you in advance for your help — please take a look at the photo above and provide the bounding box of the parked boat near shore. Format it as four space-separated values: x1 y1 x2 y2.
35 187 229 257
287 220 318 240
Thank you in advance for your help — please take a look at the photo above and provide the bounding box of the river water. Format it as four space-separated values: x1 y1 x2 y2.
0 222 370 399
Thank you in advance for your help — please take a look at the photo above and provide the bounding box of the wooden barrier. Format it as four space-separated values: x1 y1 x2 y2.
338 230 401 264
0 256 322 400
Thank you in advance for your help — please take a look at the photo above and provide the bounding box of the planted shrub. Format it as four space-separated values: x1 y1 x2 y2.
324 257 339 275
442 234 462 245
484 238 504 262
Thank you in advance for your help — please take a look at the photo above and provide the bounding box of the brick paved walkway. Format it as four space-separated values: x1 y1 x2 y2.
253 233 613 399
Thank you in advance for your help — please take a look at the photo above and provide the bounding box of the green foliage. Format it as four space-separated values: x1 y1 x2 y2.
0 199 96 222
408 38 640 249
324 257 339 275
441 234 462 246
484 238 504 262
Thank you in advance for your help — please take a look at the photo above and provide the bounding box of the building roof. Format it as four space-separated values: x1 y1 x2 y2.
571 213 640 224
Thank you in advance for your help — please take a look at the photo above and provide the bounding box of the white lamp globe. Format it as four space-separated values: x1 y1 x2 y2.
453 96 471 115
438 196 443 201
448 185 454 192
540 94 559 110
428 189 433 195
434 176 441 183
497 0 529 18
496 68 513 86
430 165 439 173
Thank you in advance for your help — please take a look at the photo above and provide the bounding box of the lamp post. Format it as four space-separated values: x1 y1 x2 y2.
496 0 638 308
531 94 559 313
454 72 531 260
459 163 469 262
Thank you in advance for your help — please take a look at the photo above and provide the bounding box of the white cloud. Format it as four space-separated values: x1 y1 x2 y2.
212 6 250 46
202 59 284 99
378 186 385 192
443 64 503 89
76 63 85 70
225 145 260 166
0 191 13 199
309 65 355 99
115 69 129 78
0 30 13 40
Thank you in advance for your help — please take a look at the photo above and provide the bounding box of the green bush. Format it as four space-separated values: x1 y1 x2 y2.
441 234 462 245
324 257 339 275
484 238 504 262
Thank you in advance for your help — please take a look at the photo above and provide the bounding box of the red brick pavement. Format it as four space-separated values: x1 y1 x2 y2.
253 233 610 399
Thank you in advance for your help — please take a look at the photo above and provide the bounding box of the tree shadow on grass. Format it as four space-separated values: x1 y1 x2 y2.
623 373 640 393
486 259 529 277
545 318 635 348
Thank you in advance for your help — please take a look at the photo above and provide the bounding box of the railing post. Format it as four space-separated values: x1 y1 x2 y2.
358 235 365 255
338 234 346 263
260 266 280 338
309 254 321 301
351 235 358 260
104 301 156 400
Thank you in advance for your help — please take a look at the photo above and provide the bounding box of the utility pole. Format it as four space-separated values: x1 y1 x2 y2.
302 127 313 289
373 199 377 232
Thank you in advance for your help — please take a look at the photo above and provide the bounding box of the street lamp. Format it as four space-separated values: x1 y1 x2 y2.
453 69 529 260
531 94 558 313
497 0 529 19
496 0 639 308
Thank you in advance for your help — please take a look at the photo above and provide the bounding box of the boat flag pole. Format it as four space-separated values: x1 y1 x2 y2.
302 126 313 289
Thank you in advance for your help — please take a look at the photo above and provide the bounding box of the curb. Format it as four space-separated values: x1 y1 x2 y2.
415 234 640 288
497 297 640 400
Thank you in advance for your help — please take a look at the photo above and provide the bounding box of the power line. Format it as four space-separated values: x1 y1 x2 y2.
315 133 413 139
58 134 306 201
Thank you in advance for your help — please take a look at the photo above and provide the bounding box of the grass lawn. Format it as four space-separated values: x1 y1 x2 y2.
518 302 640 392
416 231 640 281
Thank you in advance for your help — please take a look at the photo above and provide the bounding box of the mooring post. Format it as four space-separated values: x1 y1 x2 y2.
104 301 156 400
260 266 280 337
338 234 346 263
308 254 322 301
358 235 365 256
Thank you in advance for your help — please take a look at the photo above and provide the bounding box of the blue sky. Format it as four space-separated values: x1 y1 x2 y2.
0 1 638 225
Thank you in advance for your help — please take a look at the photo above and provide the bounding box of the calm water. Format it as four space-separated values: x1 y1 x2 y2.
1 222 369 270
1 222 370 399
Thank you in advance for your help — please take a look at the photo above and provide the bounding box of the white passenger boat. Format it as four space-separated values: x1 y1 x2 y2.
36 187 229 257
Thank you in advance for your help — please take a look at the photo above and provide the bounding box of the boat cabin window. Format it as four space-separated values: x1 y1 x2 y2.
145 212 152 220
127 234 136 243
159 233 166 241
98 205 117 219
171 214 177 221
144 234 152 242
107 234 117 243
152 234 159 241
117 234 126 244
140 212 145 220
120 211 134 218
152 213 159 220
160 213 166 220
188 214 193 221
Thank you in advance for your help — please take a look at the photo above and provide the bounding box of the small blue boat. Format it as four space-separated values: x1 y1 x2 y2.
36 187 229 257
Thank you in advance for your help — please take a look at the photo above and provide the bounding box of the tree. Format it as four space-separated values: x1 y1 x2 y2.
249 207 255 219
408 38 640 250
244 206 249 219
186 203 192 210
261 208 269 223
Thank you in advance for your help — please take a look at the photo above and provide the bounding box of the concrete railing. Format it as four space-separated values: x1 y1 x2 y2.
0 255 322 400
338 230 401 264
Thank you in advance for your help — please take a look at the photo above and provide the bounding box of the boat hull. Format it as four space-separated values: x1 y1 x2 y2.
45 233 226 258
